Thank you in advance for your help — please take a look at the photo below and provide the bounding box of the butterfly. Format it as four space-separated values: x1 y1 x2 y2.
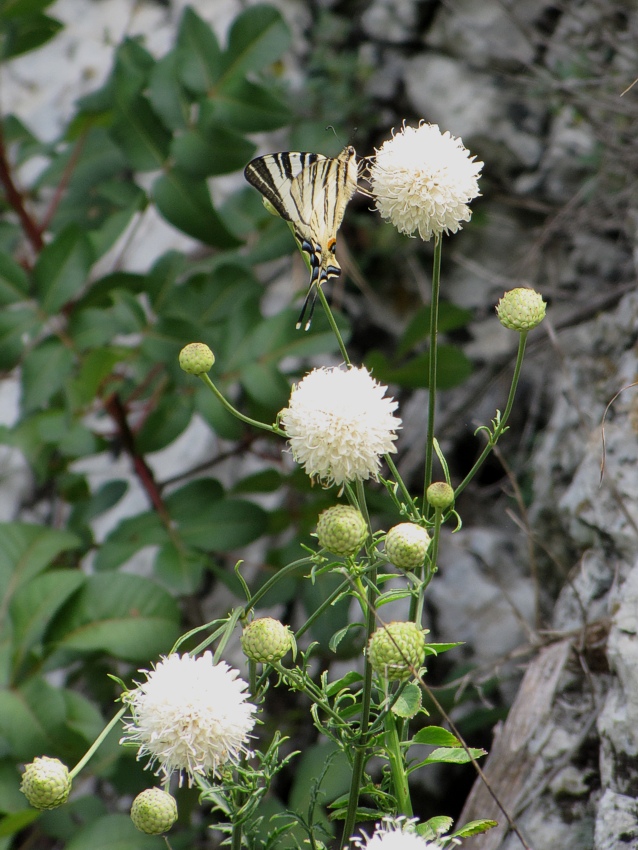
244 146 358 330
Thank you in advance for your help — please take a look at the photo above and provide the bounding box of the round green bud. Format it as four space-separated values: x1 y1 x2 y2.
384 523 430 569
316 505 367 557
130 788 178 835
241 617 294 663
426 482 455 510
368 621 426 681
20 756 71 810
179 342 215 375
496 288 546 331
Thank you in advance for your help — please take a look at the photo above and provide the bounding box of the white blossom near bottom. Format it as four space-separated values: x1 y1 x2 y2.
120 652 257 786
351 817 452 850
279 365 401 488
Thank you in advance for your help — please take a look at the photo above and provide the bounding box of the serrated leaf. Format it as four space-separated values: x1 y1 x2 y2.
33 225 94 313
153 169 242 248
220 4 291 80
412 726 460 747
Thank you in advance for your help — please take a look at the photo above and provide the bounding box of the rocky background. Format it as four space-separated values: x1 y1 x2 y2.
5 1 638 848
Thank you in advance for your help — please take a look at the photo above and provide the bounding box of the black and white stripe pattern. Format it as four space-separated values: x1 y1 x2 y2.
244 146 358 329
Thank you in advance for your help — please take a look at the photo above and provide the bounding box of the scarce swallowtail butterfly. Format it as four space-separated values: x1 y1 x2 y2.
244 146 358 330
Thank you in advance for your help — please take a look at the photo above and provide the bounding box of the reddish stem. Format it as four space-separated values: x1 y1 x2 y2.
0 126 43 255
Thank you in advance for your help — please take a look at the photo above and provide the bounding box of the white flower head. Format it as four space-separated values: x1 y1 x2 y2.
351 817 448 850
279 365 401 488
121 652 257 786
369 122 483 241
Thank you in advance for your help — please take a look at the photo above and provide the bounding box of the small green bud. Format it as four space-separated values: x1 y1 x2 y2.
496 288 546 331
131 788 178 835
179 342 215 375
241 617 294 663
426 482 455 510
368 621 426 681
384 523 430 569
316 505 367 557
20 756 71 810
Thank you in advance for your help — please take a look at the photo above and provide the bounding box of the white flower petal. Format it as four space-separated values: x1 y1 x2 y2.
369 122 483 241
121 652 257 786
279 366 401 487
351 817 445 849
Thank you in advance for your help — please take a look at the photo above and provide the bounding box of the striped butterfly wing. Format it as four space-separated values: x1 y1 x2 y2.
244 146 358 329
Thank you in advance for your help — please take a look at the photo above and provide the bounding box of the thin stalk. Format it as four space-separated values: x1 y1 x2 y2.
198 373 283 436
424 236 443 510
317 285 351 365
384 711 412 816
454 331 528 499
384 454 417 518
69 705 127 779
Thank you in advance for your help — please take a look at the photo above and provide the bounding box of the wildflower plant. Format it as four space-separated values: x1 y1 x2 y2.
5 8 547 849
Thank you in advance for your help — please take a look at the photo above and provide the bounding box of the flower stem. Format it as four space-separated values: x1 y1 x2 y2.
383 454 418 520
424 236 443 510
317 285 351 365
69 705 127 780
198 373 284 436
454 330 528 499
384 711 413 816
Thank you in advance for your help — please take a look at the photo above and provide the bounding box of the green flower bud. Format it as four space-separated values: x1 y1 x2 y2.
179 342 215 375
316 505 367 557
368 621 426 681
426 482 455 510
241 617 294 663
384 523 430 569
130 788 178 835
20 757 71 810
496 288 546 331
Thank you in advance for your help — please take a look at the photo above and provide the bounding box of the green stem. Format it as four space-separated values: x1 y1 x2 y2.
231 818 243 850
69 705 127 779
454 330 528 499
424 236 443 510
383 454 417 519
384 711 412 816
198 373 284 436
317 285 350 365
414 506 443 624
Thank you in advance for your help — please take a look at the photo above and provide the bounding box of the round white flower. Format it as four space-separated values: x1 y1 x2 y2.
121 652 257 786
279 366 401 487
352 817 445 850
368 122 483 241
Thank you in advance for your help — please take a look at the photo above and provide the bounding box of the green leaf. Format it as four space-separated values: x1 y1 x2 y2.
0 307 39 369
177 498 268 551
414 746 487 767
171 125 255 178
231 469 283 494
0 12 62 60
65 813 160 850
366 345 473 390
412 726 460 747
451 819 498 839
0 759 33 816
164 479 224 520
67 347 124 408
221 5 291 80
419 815 454 839
0 523 81 602
21 339 74 413
176 7 222 93
153 169 242 248
0 252 28 305
147 51 189 130
397 302 472 357
47 573 180 661
240 361 290 410
110 95 171 171
33 225 94 314
392 682 422 719
212 78 291 132
0 677 66 759
154 542 207 594
0 0 56 19
134 393 193 454
10 570 86 670
93 512 168 572
0 808 40 837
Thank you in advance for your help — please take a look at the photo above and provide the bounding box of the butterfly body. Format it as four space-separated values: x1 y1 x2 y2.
244 146 358 329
